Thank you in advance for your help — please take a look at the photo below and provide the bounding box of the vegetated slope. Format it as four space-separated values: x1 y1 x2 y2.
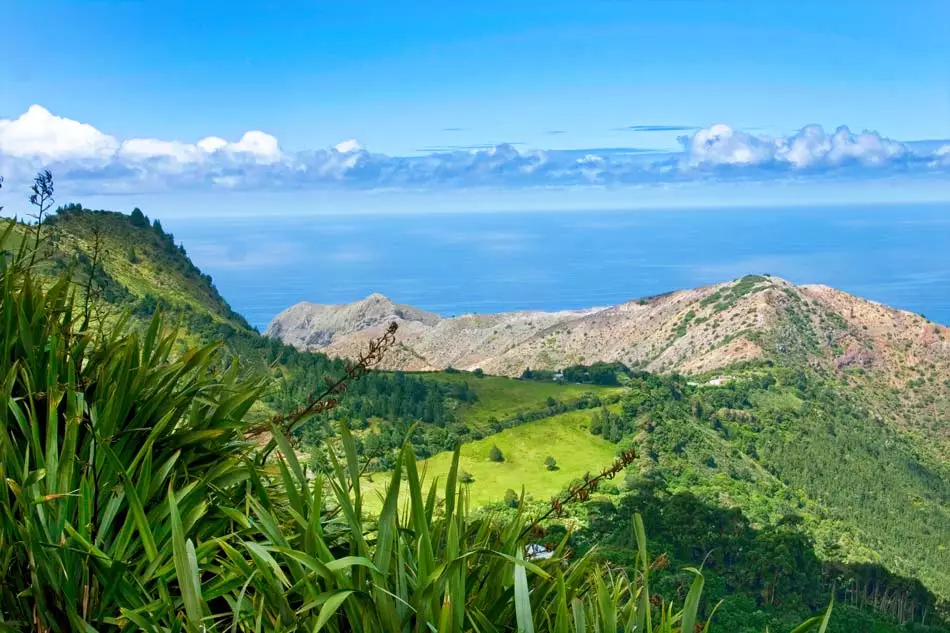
298 369 621 473
558 367 950 630
357 363 950 630
362 406 619 510
268 275 950 456
3 206 471 429
5 206 251 342
51 207 244 322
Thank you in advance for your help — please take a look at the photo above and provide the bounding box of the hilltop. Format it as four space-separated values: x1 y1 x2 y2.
3 205 252 345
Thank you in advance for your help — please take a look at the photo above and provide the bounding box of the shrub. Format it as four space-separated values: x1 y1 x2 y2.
490 444 505 462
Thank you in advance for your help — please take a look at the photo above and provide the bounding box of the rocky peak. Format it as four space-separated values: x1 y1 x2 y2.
264 293 440 349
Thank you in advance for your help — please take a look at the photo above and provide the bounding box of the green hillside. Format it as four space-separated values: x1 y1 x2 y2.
361 361 950 630
563 366 950 631
363 406 620 509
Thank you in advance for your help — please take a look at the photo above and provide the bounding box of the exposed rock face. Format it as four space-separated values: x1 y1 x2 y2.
266 275 949 382
266 293 441 349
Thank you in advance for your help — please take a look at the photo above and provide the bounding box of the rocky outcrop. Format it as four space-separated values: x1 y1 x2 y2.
265 293 440 349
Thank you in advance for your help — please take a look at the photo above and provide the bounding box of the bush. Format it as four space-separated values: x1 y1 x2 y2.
0 239 266 630
490 444 505 462
545 455 558 471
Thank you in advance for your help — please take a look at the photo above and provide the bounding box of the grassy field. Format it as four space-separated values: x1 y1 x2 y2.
362 406 620 509
418 371 624 429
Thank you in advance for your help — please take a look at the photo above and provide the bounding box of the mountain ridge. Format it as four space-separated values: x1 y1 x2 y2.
268 275 950 456
266 275 948 374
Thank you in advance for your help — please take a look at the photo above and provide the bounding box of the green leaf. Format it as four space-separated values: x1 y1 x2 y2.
313 590 354 633
514 551 535 633
571 597 586 633
680 567 705 633
169 484 204 629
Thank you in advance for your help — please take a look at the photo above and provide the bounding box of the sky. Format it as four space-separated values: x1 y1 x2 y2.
1 0 949 213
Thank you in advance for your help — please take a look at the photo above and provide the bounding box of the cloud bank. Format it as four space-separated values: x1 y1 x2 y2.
1 105 948 194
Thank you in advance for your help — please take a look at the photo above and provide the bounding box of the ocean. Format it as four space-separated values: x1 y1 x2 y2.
167 203 950 330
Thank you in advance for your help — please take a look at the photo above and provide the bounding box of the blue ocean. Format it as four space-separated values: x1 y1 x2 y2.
166 203 950 330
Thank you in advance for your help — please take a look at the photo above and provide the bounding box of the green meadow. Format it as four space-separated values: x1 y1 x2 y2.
363 406 620 509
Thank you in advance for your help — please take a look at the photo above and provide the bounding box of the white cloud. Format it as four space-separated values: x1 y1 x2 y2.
197 136 229 154
681 123 912 171
229 131 281 163
682 124 774 168
120 138 203 163
334 139 362 153
0 105 283 175
0 105 118 160
0 104 948 194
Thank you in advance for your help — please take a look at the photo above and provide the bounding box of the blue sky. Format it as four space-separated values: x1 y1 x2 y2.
1 0 949 210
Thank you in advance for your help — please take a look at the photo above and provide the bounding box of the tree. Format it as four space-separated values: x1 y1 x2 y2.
459 471 475 484
489 445 504 462
130 207 149 228
504 488 519 508
152 218 164 234
127 246 139 263
608 420 621 443
545 456 558 471
473 368 485 378
590 412 603 435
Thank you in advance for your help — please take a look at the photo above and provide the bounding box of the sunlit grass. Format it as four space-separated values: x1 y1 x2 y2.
363 406 621 510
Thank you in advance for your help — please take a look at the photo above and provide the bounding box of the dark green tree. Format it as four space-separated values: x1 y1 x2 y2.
129 207 149 228
544 456 557 471
489 445 504 462
590 411 603 435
